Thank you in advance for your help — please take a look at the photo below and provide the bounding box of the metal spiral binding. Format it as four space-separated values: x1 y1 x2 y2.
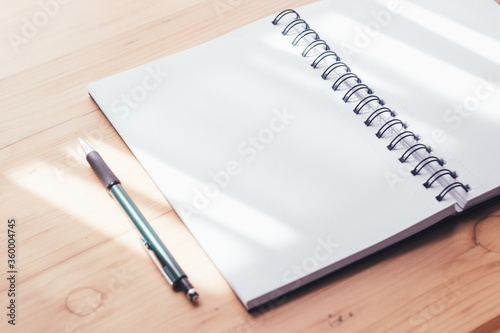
311 51 340 68
387 131 419 151
343 84 372 103
302 39 329 56
411 156 444 176
436 183 470 202
272 9 470 202
292 29 319 46
376 119 407 138
354 95 384 115
322 62 350 80
332 73 360 91
423 169 457 188
282 19 309 36
364 107 396 126
399 143 432 163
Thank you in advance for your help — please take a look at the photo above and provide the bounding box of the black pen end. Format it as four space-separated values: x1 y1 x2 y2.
187 289 199 303
175 277 199 302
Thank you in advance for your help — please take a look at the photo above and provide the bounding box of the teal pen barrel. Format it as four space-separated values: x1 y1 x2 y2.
110 184 185 284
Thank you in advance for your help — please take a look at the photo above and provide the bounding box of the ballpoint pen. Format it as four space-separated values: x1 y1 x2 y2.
78 138 198 302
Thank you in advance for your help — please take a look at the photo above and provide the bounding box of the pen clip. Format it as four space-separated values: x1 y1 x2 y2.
139 238 174 285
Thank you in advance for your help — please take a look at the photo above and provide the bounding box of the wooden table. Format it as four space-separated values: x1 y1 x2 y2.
2 0 500 332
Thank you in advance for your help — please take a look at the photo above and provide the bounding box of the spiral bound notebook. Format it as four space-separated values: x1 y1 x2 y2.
88 0 500 309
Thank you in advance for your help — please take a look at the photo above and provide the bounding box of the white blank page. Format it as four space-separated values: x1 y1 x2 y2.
88 0 459 309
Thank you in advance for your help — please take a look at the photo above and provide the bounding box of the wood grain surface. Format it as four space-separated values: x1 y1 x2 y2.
2 0 500 332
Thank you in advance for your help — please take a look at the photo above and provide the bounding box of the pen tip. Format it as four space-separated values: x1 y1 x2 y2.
78 137 94 155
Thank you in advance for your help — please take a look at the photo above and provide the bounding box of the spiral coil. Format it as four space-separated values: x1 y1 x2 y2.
272 9 469 202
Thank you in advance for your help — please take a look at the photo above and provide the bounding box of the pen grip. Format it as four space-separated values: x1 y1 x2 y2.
86 151 121 190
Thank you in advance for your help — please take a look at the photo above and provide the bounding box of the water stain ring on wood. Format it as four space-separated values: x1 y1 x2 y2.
473 214 500 253
65 287 104 316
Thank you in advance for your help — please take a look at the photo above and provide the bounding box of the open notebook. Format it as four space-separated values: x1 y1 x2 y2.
88 0 500 309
